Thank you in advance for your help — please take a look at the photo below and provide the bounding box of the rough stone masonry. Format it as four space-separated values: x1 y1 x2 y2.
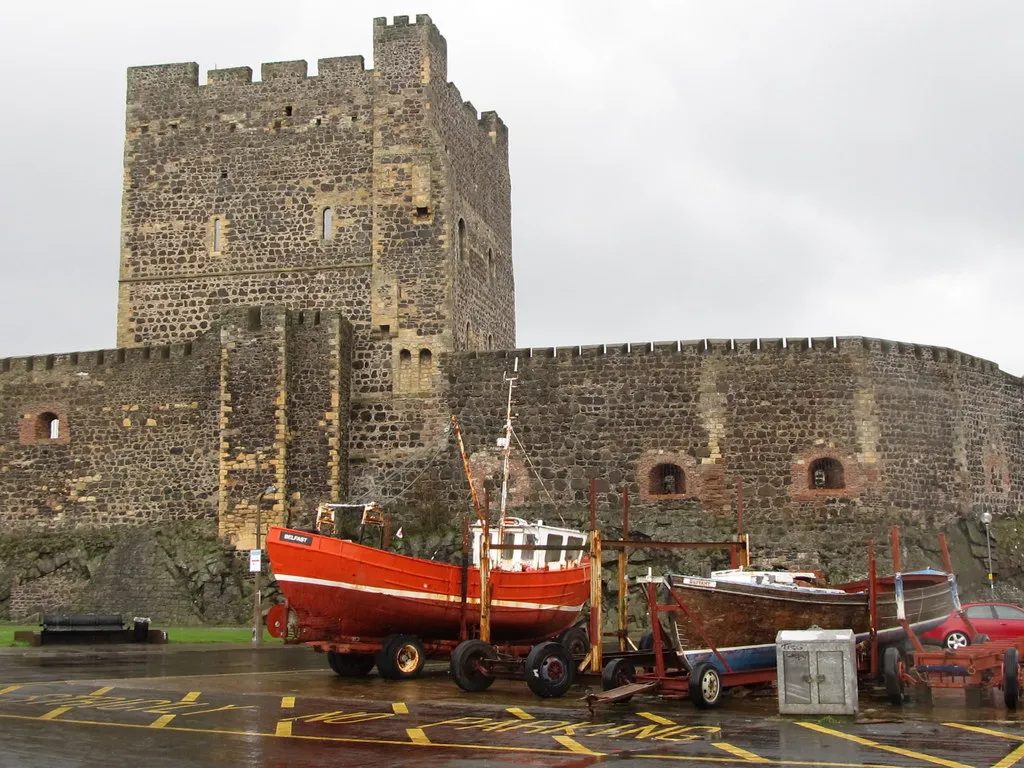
0 14 1021 623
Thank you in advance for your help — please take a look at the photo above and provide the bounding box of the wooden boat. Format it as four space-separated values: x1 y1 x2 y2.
267 358 591 655
268 513 589 645
665 567 958 672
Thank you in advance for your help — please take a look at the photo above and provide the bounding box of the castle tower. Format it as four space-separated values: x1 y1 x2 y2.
117 15 514 365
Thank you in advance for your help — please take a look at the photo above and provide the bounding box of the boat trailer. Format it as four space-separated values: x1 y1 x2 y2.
449 477 759 701
878 529 1022 709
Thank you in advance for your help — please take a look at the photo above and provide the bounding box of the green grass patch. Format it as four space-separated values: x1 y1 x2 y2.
0 626 35 647
0 624 274 646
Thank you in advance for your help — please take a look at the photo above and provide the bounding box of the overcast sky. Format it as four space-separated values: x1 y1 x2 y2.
1 1 1022 375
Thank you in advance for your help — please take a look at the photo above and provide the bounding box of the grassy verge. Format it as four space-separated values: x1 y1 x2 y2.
0 624 274 646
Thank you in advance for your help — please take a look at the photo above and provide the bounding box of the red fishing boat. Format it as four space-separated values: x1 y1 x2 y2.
266 360 592 679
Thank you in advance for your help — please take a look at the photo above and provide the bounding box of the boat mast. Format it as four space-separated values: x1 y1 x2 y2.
496 357 519 549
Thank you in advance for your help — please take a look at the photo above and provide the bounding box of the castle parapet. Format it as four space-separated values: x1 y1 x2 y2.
207 67 253 85
126 62 199 101
261 60 308 81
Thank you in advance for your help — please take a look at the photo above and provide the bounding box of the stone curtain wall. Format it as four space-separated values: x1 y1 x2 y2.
440 337 1024 592
0 339 221 529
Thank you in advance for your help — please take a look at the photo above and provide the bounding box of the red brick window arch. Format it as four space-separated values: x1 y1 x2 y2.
37 412 60 440
809 457 844 489
649 463 685 497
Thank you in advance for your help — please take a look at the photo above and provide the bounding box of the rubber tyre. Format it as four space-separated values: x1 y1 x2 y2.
1005 647 1020 710
327 651 376 677
974 633 991 645
525 641 574 699
450 639 498 692
601 658 637 702
638 631 655 650
689 662 723 709
944 630 970 650
376 635 426 680
558 625 591 659
883 645 905 706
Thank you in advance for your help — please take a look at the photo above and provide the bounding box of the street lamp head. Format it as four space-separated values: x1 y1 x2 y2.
981 511 993 526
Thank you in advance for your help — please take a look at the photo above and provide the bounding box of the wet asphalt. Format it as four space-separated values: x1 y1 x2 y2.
1 642 1023 767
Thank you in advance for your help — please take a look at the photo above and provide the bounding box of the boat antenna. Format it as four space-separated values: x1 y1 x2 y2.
497 357 519 548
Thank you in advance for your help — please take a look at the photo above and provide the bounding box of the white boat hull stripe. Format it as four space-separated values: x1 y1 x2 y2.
275 573 584 613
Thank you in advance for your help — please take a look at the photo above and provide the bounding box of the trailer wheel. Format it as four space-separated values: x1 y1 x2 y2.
883 646 906 706
974 633 991 645
638 631 654 651
327 651 376 677
450 639 497 693
525 641 574 698
376 634 425 680
689 662 723 709
558 625 590 658
1004 647 1020 710
602 658 637 701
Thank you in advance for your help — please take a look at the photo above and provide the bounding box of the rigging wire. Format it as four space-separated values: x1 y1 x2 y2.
510 424 566 526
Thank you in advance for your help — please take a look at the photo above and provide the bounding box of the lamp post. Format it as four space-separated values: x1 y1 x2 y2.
252 485 277 646
981 510 994 596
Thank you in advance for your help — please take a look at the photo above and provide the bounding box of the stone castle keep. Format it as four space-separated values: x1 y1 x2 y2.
1 15 1022 622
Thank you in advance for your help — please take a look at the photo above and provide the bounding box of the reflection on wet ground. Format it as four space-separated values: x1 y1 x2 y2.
1 644 1023 767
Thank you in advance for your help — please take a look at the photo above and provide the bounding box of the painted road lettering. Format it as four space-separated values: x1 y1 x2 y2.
419 716 720 742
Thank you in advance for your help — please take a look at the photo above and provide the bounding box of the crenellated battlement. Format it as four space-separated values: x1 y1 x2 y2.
458 336 1010 376
0 340 201 378
373 13 433 29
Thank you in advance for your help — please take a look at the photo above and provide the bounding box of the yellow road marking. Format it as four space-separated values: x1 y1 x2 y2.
149 715 175 728
39 707 72 721
638 711 675 725
797 722 973 768
275 721 292 737
714 742 770 762
392 702 408 714
944 722 1024 741
0 685 22 695
0 710 920 764
89 687 113 696
553 736 601 755
506 707 533 720
280 697 295 709
180 691 201 702
407 728 431 744
994 743 1024 768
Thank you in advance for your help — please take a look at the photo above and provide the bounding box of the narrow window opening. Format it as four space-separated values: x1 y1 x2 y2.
284 105 293 116
1 359 9 372
45 355 54 370
315 117 322 126
220 170 228 179
465 321 471 350
415 206 429 219
487 248 494 283
247 307 262 331
160 347 171 360
116 349 127 363
36 412 59 441
212 218 222 253
25 359 34 372
229 123 237 132
273 119 282 131
809 458 845 489
298 311 305 325
142 348 151 360
457 218 466 262
649 464 685 496
139 125 149 134
95 350 105 366
322 208 334 240
313 310 322 325
487 334 494 350
169 122 178 131
183 342 193 357
379 324 390 336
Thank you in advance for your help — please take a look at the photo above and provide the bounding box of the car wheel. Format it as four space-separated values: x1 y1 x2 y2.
945 631 970 650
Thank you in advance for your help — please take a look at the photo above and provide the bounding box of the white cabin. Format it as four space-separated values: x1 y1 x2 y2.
471 518 587 571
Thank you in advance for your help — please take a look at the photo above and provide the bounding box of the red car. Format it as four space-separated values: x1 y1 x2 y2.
921 602 1024 649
